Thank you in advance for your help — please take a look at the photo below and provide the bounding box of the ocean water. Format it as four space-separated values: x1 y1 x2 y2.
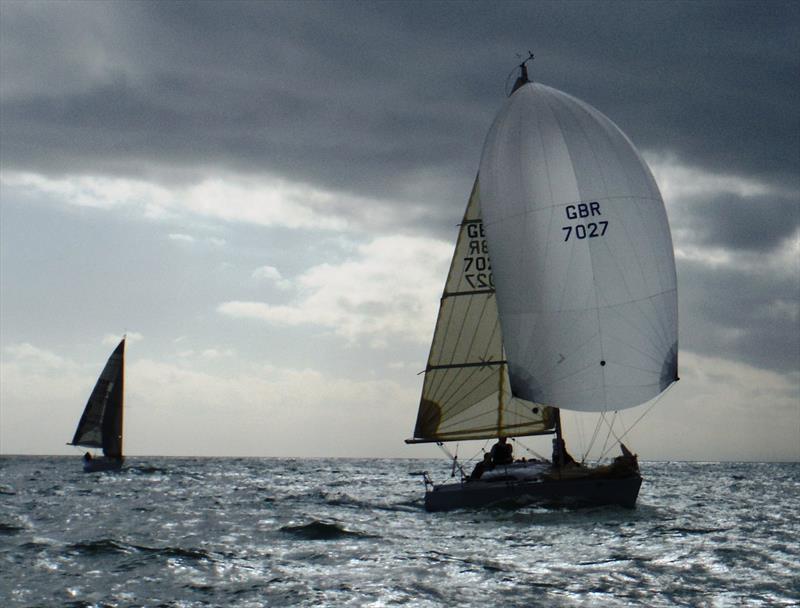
1 457 798 607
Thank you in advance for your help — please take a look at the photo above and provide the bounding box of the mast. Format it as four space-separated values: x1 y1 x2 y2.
553 408 564 467
117 337 125 457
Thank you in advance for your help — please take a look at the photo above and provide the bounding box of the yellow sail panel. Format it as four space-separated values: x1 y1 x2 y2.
409 179 555 443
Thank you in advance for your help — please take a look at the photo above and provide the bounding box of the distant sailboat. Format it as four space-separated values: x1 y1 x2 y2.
69 338 126 472
408 58 678 511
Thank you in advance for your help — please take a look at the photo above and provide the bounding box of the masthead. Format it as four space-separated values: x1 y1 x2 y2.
508 51 534 96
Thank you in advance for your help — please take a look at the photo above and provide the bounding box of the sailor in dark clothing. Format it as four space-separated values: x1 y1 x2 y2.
551 437 576 467
468 453 494 481
490 436 513 466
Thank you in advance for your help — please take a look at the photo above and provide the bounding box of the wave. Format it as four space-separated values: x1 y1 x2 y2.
323 492 421 513
67 538 133 556
67 538 219 561
0 522 25 535
131 465 169 475
279 520 373 541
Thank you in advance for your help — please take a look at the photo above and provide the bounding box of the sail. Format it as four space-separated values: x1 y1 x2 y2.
408 180 555 442
478 83 678 412
70 338 125 457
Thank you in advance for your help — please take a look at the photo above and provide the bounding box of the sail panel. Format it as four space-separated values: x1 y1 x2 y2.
479 83 678 412
411 181 555 442
70 339 125 454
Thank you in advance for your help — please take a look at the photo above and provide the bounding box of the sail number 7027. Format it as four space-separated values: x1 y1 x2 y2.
562 202 609 241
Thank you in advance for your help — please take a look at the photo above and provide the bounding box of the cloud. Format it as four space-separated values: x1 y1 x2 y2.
3 2 796 212
219 234 452 345
168 233 195 242
645 156 800 376
167 233 226 247
1 170 356 231
123 358 419 457
3 342 72 370
252 265 292 290
176 348 235 359
649 156 800 255
1 168 443 237
0 339 420 457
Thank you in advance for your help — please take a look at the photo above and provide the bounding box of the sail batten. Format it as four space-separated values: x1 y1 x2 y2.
427 360 507 371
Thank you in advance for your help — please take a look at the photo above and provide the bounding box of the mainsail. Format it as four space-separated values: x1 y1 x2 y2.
409 180 555 442
70 338 125 457
478 82 678 412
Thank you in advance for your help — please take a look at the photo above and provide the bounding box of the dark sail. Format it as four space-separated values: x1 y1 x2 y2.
69 338 125 457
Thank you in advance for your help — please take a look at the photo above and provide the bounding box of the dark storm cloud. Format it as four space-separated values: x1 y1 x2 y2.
679 260 799 375
2 0 798 210
679 193 800 252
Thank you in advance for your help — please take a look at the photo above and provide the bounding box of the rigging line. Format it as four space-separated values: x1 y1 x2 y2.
616 409 631 442
511 436 548 461
436 442 467 480
573 411 587 462
467 440 490 464
598 381 677 460
584 413 605 460
598 411 617 461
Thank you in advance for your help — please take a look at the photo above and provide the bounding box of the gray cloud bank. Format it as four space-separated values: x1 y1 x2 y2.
1 0 798 382
2 1 798 198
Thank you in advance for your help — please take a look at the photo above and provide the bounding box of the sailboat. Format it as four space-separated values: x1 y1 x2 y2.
407 59 678 511
69 337 126 472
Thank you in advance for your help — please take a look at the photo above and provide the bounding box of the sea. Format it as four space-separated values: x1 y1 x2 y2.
1 457 797 608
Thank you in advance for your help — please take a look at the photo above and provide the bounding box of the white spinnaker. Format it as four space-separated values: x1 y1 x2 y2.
478 83 678 412
410 180 554 441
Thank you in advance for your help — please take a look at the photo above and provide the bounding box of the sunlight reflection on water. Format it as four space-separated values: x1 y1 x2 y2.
0 457 798 607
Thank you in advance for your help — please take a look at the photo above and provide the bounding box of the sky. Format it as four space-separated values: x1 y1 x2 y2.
1 0 798 462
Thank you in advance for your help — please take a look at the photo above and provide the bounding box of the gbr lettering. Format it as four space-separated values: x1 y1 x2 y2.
562 201 609 241
463 221 493 289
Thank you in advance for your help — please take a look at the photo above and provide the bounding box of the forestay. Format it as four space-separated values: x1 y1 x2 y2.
478 83 678 412
409 180 555 442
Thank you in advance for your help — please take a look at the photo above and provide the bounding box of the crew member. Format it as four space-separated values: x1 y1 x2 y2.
490 436 513 465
